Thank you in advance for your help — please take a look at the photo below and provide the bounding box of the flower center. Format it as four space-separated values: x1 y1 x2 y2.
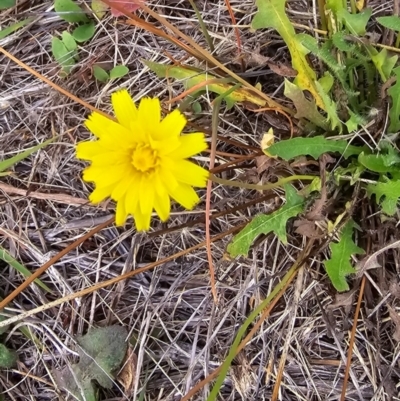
131 143 158 172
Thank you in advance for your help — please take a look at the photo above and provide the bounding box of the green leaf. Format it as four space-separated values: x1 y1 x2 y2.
143 60 266 108
251 0 325 110
315 79 341 131
358 152 400 173
0 247 51 292
265 136 364 160
345 110 366 133
192 101 202 114
0 17 34 40
298 34 344 74
54 326 128 401
318 71 334 93
54 0 89 23
91 0 108 19
324 220 365 292
51 37 76 75
334 161 365 185
227 185 305 257
379 141 400 164
0 138 54 173
326 0 345 14
61 31 77 52
93 65 109 82
367 178 400 215
109 65 129 79
0 0 15 10
369 47 398 82
72 22 96 42
337 8 372 36
377 16 400 31
388 66 400 133
284 80 329 129
0 344 17 368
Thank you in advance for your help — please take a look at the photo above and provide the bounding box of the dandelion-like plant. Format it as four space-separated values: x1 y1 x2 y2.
76 90 209 231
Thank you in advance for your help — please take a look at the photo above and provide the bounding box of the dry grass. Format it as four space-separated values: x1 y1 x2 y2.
1 0 400 400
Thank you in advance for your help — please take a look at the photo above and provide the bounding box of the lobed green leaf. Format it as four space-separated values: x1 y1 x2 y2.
227 185 305 257
324 220 365 292
367 178 400 215
283 80 329 129
337 8 372 36
358 152 400 174
265 136 364 160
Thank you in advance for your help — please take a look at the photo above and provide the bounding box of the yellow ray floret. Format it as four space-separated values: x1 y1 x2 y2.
76 90 209 231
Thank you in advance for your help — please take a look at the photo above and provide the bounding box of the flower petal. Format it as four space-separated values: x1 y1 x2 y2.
76 141 109 160
157 166 179 192
133 205 150 231
111 90 138 129
89 184 114 203
83 165 128 187
90 151 131 167
167 133 208 159
85 112 120 138
168 159 209 187
168 183 200 210
124 185 140 216
154 137 181 155
111 174 137 200
139 175 154 216
153 189 170 222
115 197 128 226
129 120 148 143
85 112 136 148
153 172 170 220
135 175 154 231
158 109 186 140
138 97 161 127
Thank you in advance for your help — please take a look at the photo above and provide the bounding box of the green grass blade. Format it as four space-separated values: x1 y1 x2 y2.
206 262 300 401
0 138 54 173
0 247 52 292
0 17 34 40
188 0 214 52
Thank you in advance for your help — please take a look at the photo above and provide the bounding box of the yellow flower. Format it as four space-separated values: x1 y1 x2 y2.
76 90 209 231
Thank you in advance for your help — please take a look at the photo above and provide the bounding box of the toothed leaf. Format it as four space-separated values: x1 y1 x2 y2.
337 8 372 36
324 220 365 292
377 16 400 32
367 178 400 215
228 185 305 257
265 136 364 160
358 152 400 173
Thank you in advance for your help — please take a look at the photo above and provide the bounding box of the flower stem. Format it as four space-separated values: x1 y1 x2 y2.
210 174 316 190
